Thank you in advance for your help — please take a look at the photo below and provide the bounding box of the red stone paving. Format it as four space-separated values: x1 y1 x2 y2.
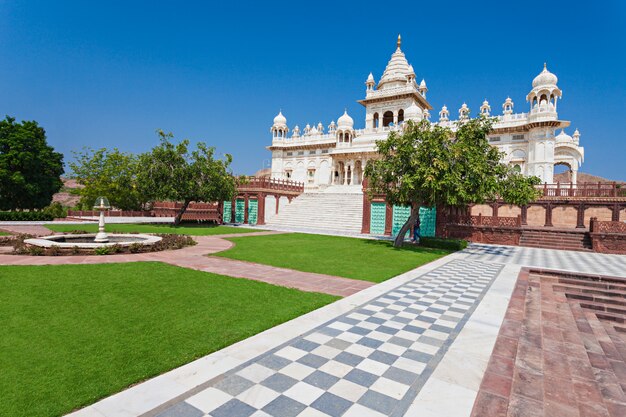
0 231 373 297
470 268 626 417
0 224 56 236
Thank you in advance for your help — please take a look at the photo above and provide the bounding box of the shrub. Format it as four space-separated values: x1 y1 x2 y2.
418 237 468 251
110 244 123 254
45 245 62 256
11 234 34 254
0 211 53 221
128 242 142 253
150 234 196 252
28 246 44 256
94 246 111 256
43 202 67 219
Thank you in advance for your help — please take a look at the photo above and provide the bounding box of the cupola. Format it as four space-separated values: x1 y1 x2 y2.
459 103 470 121
480 100 491 116
271 111 289 139
439 105 449 122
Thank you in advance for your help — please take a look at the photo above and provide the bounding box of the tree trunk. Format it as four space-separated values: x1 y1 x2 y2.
174 200 191 226
393 205 420 248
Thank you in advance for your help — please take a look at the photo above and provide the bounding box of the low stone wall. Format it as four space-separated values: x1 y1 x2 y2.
442 224 522 246
589 218 626 254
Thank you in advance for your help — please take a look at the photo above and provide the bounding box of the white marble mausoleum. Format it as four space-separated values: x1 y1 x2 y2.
268 35 585 190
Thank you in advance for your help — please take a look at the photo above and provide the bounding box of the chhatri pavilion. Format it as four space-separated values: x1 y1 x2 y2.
267 35 585 190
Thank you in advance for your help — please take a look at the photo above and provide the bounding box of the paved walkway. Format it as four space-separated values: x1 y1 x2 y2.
0 231 373 297
0 224 55 236
460 243 626 278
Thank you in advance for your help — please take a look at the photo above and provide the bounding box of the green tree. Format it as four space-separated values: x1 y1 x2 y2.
0 116 64 210
69 148 146 210
137 131 237 225
365 117 541 247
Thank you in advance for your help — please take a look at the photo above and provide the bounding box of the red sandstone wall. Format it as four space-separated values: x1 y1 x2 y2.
471 204 492 216
551 206 578 228
498 205 521 218
584 207 612 227
527 206 546 227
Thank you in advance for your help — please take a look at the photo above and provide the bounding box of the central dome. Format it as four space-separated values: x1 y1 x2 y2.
377 36 413 90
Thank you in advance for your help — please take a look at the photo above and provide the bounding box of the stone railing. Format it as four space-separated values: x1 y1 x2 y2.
238 177 304 193
540 182 626 198
67 210 153 217
447 214 521 228
152 202 220 221
589 217 626 254
590 218 626 234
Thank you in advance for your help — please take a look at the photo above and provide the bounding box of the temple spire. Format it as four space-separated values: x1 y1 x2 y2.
397 34 402 49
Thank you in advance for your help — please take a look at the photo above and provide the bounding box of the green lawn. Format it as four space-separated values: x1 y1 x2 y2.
216 233 451 283
0 263 337 417
0 230 9 236
45 223 260 235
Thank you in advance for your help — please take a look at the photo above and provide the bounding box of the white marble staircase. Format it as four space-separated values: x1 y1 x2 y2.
265 189 364 234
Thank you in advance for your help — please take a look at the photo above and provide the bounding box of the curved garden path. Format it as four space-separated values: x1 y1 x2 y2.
0 230 373 297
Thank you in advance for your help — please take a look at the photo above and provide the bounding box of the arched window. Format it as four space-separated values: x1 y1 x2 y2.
339 132 344 142
373 113 379 128
398 109 404 123
383 111 394 127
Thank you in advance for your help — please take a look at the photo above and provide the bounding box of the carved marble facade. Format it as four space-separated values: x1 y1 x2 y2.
267 36 585 190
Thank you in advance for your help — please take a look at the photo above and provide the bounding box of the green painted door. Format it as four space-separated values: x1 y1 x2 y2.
222 201 232 223
248 199 258 225
419 206 436 237
370 202 386 235
235 199 245 223
392 205 411 238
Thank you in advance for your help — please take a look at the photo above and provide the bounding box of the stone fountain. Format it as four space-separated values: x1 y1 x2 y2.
24 196 162 250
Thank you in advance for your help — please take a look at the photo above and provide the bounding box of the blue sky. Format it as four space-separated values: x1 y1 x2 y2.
1 0 625 180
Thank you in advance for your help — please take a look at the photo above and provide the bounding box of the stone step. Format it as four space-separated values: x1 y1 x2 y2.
266 190 364 233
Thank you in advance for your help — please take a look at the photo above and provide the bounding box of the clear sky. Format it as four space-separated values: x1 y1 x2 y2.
1 0 625 180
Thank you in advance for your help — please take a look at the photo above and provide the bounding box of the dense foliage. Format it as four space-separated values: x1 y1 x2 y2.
137 131 237 225
0 116 64 210
70 148 146 210
419 237 468 251
0 211 54 221
365 117 541 246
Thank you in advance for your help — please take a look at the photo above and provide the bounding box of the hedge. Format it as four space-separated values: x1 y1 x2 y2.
419 237 468 251
0 211 54 221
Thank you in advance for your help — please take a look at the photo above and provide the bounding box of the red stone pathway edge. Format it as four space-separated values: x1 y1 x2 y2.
0 230 373 297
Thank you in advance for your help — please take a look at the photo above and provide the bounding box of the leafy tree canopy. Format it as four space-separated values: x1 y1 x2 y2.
0 116 64 210
137 131 237 225
69 148 146 211
365 117 541 246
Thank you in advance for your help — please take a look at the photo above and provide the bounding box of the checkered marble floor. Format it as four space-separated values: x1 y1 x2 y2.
150 259 502 417
461 243 626 278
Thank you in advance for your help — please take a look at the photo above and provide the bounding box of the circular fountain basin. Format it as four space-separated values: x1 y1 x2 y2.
24 234 162 249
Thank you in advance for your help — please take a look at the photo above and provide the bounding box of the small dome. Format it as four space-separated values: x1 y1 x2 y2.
556 129 572 143
366 72 375 83
419 79 427 88
532 63 558 88
408 64 415 75
404 102 423 120
337 110 354 129
273 111 287 126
